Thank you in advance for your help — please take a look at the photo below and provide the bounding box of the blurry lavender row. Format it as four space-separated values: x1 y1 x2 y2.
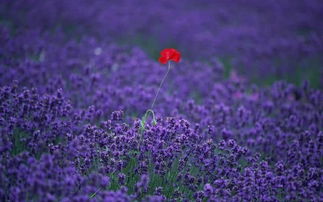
1 0 322 85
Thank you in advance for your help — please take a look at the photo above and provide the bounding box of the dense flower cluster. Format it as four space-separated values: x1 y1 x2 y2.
0 0 322 201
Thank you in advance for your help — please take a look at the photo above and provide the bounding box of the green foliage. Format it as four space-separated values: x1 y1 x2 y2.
11 128 29 156
218 56 233 79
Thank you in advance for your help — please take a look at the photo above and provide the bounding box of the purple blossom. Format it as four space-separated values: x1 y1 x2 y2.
0 0 322 201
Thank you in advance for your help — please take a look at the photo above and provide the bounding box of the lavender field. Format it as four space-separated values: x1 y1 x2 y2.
0 0 322 201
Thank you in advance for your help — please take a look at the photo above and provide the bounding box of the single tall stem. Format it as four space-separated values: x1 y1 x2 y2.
150 61 171 109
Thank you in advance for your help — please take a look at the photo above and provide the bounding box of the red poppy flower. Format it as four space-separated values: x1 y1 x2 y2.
158 48 181 64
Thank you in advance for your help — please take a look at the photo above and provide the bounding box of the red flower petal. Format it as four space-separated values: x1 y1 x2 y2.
158 56 168 64
171 52 181 62
158 48 181 64
160 48 175 59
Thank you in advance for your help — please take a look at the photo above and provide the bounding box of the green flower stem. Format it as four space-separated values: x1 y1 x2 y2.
151 61 171 109
140 109 157 131
89 188 101 198
140 61 171 131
